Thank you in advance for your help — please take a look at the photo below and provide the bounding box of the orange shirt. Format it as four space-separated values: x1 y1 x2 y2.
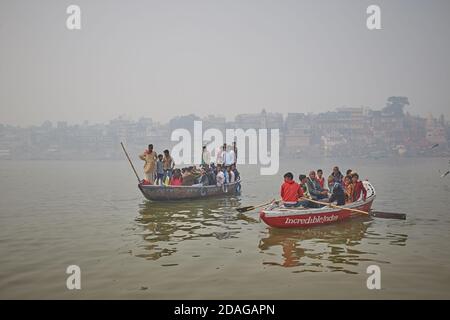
280 180 303 203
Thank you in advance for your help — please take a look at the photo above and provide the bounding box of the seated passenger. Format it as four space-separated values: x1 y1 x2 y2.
351 173 367 202
316 169 325 189
280 172 304 207
327 174 335 190
196 169 210 186
329 182 345 206
181 168 196 186
206 167 216 185
306 171 328 201
170 169 183 186
343 175 354 203
299 174 309 197
331 166 344 185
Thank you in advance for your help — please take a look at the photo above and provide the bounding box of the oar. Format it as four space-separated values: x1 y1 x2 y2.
300 197 369 215
300 197 406 220
370 210 406 220
236 199 277 213
120 142 141 183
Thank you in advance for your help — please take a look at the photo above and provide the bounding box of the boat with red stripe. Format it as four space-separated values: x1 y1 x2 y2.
260 181 376 228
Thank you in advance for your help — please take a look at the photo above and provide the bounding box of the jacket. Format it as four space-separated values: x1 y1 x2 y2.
280 180 303 203
353 181 367 201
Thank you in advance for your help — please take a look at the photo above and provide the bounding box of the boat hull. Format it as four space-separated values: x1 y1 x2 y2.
260 181 376 228
139 181 241 201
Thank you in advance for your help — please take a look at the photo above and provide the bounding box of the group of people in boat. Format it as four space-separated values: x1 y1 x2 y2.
280 166 367 208
139 143 240 187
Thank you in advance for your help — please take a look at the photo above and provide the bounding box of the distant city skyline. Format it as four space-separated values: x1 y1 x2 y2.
0 101 447 128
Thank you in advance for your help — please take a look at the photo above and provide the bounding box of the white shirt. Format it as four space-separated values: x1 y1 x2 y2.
202 150 211 164
216 148 224 165
216 171 225 186
224 150 235 166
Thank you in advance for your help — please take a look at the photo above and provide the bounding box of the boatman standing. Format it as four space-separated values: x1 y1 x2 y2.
201 145 211 166
139 144 157 184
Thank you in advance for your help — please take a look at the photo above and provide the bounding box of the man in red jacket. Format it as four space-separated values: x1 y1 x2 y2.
352 172 367 202
280 172 305 207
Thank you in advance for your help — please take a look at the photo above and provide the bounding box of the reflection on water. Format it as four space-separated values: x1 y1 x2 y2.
134 196 408 274
259 218 408 274
134 197 246 261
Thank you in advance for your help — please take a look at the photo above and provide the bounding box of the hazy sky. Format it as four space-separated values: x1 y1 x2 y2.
1 0 449 126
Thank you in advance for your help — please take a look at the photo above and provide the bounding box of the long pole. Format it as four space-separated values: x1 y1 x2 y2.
300 197 369 215
120 142 141 183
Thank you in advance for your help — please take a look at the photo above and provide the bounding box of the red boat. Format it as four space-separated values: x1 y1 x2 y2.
260 181 376 228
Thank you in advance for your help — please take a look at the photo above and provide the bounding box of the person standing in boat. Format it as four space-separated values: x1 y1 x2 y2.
216 145 225 166
139 144 157 184
201 145 211 166
224 144 235 167
162 149 175 182
155 154 165 185
216 165 225 187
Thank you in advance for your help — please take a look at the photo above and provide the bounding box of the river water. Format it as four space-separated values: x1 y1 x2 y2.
0 158 449 299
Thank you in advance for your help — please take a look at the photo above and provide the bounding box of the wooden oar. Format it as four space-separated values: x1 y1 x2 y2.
370 210 406 220
300 197 369 215
236 199 277 213
300 197 406 220
120 142 141 183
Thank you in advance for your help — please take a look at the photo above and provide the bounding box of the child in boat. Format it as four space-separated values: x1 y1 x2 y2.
280 172 305 207
351 173 367 202
155 154 164 185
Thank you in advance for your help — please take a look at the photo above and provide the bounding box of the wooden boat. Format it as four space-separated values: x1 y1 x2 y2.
138 181 241 201
260 181 376 228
